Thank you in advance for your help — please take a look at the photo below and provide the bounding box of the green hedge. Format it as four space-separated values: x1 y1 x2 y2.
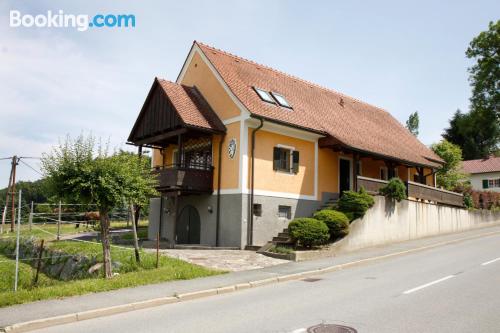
313 209 349 241
288 218 329 248
379 178 407 202
338 188 374 220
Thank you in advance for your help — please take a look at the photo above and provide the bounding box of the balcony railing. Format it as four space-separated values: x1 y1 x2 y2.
356 176 464 208
153 163 214 194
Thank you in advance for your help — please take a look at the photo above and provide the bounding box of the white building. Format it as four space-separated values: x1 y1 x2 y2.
463 156 500 192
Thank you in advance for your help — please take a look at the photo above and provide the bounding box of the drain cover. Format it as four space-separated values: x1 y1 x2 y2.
302 278 322 282
307 324 357 333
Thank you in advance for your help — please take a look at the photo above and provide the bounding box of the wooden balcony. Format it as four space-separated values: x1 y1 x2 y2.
153 164 213 194
356 176 464 208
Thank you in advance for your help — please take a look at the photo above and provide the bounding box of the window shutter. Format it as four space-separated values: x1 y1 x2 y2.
292 151 299 174
482 179 489 189
273 147 280 171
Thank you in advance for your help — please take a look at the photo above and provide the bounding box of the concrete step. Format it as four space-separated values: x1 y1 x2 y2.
272 236 291 242
245 245 262 251
278 232 289 238
256 242 274 254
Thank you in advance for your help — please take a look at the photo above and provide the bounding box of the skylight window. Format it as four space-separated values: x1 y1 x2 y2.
254 87 275 104
271 92 292 108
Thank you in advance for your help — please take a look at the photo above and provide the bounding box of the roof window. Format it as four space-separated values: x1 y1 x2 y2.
254 87 275 104
271 92 292 108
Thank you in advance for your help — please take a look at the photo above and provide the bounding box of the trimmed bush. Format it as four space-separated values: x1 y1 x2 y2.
379 178 407 202
338 190 373 220
288 218 329 248
358 186 375 207
463 193 473 209
313 210 349 241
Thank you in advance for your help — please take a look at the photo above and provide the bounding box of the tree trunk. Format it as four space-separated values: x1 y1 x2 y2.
134 205 141 230
129 203 141 263
99 210 113 278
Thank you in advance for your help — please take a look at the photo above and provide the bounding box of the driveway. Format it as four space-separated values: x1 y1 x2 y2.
159 249 288 271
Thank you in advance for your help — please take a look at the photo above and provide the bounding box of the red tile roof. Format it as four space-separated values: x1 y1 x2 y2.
195 42 443 168
463 156 500 174
158 79 225 132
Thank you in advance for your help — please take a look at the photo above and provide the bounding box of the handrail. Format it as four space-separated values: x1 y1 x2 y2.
406 180 463 197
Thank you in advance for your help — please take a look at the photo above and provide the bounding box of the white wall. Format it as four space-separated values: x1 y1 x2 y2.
470 172 500 192
335 196 500 252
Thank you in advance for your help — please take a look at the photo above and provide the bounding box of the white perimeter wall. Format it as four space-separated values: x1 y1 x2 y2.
336 196 500 252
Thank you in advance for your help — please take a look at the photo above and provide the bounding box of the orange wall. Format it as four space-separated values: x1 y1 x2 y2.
180 51 241 120
318 149 339 199
213 122 240 189
249 129 315 196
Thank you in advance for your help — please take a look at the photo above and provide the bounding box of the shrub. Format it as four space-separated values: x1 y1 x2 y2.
358 186 375 207
288 218 329 248
338 190 373 220
463 193 473 209
313 210 349 241
379 178 407 202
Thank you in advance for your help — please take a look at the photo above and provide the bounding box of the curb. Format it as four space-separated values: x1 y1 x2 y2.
2 228 499 333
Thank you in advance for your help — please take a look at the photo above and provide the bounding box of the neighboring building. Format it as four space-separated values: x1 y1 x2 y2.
128 41 444 248
463 156 500 192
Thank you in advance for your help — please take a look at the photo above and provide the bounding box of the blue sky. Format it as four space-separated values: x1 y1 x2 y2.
0 0 498 187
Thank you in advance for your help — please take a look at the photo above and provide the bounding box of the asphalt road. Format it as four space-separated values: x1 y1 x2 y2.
34 233 500 333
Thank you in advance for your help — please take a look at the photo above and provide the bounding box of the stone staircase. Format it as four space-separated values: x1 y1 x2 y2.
317 197 339 211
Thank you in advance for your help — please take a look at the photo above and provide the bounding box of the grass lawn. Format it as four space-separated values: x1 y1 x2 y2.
0 223 224 308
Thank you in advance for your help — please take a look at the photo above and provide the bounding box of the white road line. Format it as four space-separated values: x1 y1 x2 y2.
403 275 455 295
289 329 306 333
481 257 500 266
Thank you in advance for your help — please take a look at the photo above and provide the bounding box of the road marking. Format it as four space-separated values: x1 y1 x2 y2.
481 257 500 266
403 275 455 294
290 329 306 333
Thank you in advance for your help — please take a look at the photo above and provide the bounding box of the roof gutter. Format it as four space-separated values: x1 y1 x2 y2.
248 117 264 246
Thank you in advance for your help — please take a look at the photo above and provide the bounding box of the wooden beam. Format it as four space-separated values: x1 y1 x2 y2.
135 128 187 145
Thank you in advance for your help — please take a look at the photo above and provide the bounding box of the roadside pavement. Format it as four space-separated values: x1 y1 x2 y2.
1 225 499 332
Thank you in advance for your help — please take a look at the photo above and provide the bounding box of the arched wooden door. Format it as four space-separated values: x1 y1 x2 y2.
176 205 201 244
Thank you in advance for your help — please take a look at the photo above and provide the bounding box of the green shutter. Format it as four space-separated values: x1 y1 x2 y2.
292 151 299 174
273 147 280 171
482 179 489 189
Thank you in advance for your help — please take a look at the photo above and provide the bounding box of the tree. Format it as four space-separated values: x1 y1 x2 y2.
431 140 468 190
41 135 157 278
405 111 419 136
444 21 500 159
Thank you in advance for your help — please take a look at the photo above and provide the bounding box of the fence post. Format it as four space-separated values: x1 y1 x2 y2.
29 201 33 232
14 189 22 292
57 200 61 241
33 239 45 286
1 206 6 234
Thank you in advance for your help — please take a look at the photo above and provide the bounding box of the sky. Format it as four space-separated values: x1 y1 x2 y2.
0 0 498 187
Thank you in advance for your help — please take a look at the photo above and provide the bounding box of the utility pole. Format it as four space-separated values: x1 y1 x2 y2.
2 160 14 233
10 156 19 232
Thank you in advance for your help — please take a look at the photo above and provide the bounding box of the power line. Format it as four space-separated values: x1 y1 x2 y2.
19 160 43 176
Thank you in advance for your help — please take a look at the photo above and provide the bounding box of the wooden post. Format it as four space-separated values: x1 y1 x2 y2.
129 203 141 263
29 201 33 232
2 160 14 234
172 193 179 248
33 239 44 286
11 156 18 232
353 153 360 191
156 230 160 269
57 200 61 241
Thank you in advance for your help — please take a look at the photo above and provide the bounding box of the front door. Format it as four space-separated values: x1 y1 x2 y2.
339 158 351 195
176 205 201 244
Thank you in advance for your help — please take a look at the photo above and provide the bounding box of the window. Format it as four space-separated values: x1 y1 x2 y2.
273 147 299 173
485 179 500 188
278 205 291 219
380 167 388 180
271 92 292 108
254 87 275 104
253 204 262 217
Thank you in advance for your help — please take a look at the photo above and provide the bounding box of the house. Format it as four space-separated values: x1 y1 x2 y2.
128 41 446 249
463 156 500 192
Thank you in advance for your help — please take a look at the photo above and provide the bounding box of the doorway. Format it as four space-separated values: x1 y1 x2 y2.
176 205 201 244
339 158 352 195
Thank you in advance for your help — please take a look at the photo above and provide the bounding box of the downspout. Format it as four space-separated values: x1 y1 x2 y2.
248 118 264 246
215 133 226 247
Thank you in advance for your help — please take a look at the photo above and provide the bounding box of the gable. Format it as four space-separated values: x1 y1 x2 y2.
178 49 243 121
128 82 183 144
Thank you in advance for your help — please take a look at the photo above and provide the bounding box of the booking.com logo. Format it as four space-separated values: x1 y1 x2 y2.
9 10 136 31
